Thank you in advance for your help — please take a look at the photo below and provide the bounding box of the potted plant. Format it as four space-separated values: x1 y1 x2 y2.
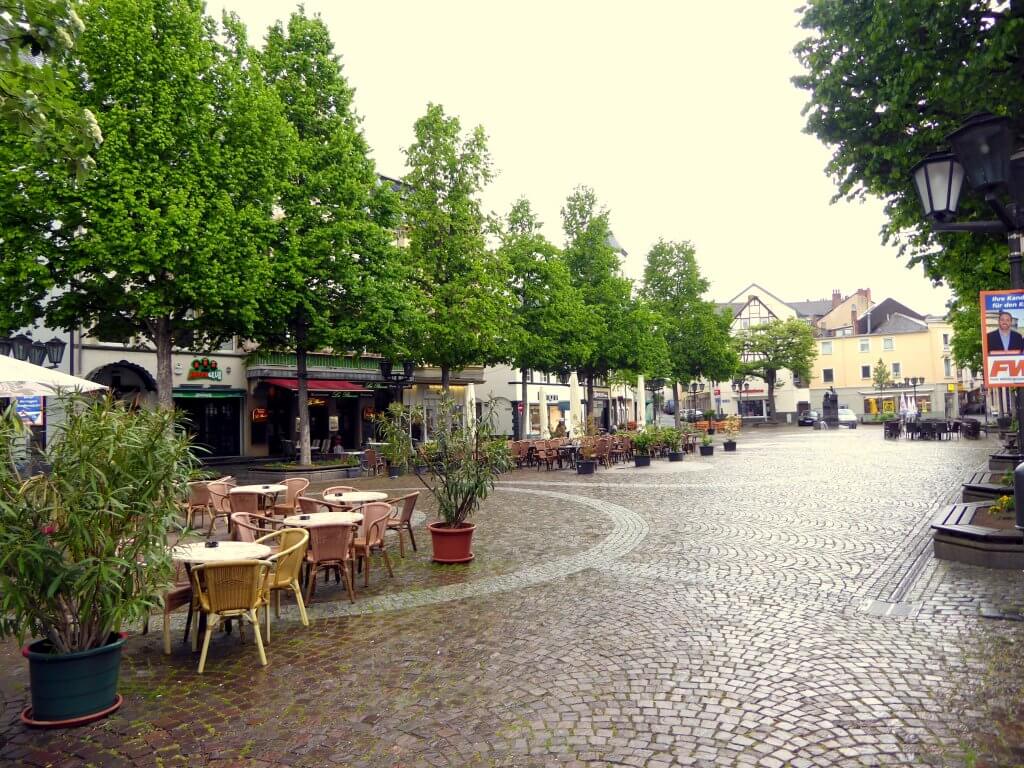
722 415 740 452
0 396 194 726
703 409 717 434
699 433 714 456
632 429 654 466
663 427 684 461
416 397 511 563
374 403 420 479
574 416 599 475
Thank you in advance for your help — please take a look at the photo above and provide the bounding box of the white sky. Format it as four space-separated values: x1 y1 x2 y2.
208 0 953 315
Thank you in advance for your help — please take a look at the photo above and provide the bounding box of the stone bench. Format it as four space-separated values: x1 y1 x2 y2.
931 501 1024 569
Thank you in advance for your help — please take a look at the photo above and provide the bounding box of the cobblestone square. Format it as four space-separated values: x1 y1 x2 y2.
3 427 1023 766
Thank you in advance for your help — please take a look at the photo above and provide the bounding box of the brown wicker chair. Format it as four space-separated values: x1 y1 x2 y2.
304 523 357 603
159 560 195 655
190 559 271 674
230 513 283 544
205 481 234 535
385 492 420 556
351 502 394 587
272 477 310 516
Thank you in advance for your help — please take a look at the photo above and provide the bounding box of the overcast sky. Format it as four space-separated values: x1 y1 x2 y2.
208 0 953 315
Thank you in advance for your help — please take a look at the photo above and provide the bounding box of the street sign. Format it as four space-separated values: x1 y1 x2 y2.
713 388 721 396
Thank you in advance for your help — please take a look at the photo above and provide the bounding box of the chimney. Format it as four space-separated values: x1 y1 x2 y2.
832 289 842 309
851 307 857 330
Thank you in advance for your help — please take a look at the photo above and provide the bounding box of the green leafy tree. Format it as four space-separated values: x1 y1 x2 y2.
253 10 405 466
403 103 514 390
738 318 816 421
641 239 738 426
561 186 644 415
872 356 894 417
0 0 294 411
794 1 1023 369
499 197 594 437
0 0 101 175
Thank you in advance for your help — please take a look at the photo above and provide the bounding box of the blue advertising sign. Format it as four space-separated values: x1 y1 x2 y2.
16 396 43 426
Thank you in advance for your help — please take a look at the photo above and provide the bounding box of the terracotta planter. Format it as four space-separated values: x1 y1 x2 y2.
429 522 476 564
22 632 127 726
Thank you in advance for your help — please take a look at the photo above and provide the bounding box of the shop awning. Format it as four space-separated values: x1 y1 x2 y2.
263 377 371 393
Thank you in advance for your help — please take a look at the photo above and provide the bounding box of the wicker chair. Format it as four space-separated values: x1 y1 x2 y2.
352 502 394 587
255 528 310 642
360 449 385 476
297 496 351 515
182 481 212 530
205 481 235 535
304 523 357 603
230 513 283 544
190 559 272 674
385 492 420 556
160 560 195 655
272 477 310 516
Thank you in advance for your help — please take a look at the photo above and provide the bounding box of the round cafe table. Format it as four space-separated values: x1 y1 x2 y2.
325 490 389 504
230 484 288 496
282 511 364 527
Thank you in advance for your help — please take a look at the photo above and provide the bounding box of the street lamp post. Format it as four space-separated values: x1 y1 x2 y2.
0 335 66 368
912 112 1024 529
378 359 415 407
688 381 704 421
903 376 924 413
731 378 750 420
645 377 665 424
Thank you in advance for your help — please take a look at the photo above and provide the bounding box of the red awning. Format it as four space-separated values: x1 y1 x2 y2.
263 377 371 393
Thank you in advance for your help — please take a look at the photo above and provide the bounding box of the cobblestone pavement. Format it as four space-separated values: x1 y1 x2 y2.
2 426 1024 767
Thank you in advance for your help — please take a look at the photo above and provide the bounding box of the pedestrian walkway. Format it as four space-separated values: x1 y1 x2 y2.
1 427 1021 766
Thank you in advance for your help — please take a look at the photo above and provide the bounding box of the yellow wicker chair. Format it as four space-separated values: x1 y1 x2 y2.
190 560 271 674
255 528 310 642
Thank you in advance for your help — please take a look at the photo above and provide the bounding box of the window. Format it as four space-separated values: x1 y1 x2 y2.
861 365 871 379
944 357 953 377
883 337 894 351
740 318 749 329
526 370 534 383
822 368 834 383
891 362 901 378
821 341 832 354
859 338 870 353
942 333 950 349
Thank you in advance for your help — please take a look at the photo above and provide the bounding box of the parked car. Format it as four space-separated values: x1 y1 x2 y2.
798 409 819 426
662 400 676 415
837 407 858 428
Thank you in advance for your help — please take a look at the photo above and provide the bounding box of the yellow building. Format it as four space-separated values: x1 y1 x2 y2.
809 298 958 417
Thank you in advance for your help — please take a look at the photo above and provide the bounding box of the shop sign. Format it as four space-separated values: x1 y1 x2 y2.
251 408 269 423
188 357 222 382
362 406 376 420
308 397 327 406
545 394 559 402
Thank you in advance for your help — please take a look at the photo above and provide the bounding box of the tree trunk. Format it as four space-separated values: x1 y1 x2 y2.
586 374 595 429
674 381 682 430
153 317 174 411
441 365 450 392
766 370 777 421
520 367 529 439
297 346 312 466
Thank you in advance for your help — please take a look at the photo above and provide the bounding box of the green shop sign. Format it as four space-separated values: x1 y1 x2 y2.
187 358 222 382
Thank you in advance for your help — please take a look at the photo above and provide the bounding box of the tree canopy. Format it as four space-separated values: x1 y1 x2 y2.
0 0 294 409
403 103 514 389
738 318 817 421
794 0 1024 371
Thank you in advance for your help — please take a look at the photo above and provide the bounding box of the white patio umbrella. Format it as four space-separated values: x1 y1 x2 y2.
898 393 909 418
636 374 646 426
0 355 105 397
568 373 582 433
537 386 548 437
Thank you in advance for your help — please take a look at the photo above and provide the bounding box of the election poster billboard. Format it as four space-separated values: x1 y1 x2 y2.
981 289 1024 387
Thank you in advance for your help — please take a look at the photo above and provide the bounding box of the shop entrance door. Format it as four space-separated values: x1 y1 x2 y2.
176 397 241 457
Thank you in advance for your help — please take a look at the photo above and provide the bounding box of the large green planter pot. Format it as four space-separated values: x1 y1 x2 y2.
22 632 127 726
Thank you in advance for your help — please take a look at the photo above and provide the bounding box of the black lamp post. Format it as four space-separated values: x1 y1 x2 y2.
911 112 1024 529
903 376 924 412
43 337 66 368
10 334 32 361
0 334 67 367
731 378 749 419
688 381 705 421
645 377 665 424
378 359 416 406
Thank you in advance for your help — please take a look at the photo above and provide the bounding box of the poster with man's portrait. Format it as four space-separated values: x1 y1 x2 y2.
981 289 1024 387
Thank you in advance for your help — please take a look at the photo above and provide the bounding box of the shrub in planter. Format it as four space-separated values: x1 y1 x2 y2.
703 409 717 434
699 433 714 456
661 426 684 461
0 396 195 725
374 403 422 480
416 397 511 563
721 414 740 452
632 429 655 467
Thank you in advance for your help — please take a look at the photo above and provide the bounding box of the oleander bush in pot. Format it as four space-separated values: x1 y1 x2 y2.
417 396 511 563
0 395 195 724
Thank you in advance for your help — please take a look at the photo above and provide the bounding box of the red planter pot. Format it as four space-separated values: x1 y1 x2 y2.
428 522 476 563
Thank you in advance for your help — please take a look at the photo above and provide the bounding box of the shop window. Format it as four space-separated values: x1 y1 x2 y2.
822 368 834 383
861 365 870 379
859 338 870 353
821 341 832 355
883 337 894 351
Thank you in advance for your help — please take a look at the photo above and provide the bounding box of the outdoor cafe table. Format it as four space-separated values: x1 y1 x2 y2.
282 511 364 527
325 490 389 504
230 484 288 496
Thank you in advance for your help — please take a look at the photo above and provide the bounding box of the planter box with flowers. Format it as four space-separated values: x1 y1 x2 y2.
0 396 194 726
721 414 740 452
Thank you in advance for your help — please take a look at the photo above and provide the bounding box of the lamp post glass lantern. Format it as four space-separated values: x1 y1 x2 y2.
911 111 1024 528
10 334 32 362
